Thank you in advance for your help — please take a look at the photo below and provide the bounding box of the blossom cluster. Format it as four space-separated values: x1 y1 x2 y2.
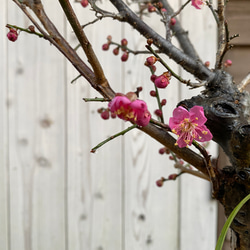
102 36 129 62
108 92 151 127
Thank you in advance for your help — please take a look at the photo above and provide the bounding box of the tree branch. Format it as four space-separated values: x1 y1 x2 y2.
12 0 115 99
139 123 209 176
161 0 201 62
58 0 109 89
109 0 215 82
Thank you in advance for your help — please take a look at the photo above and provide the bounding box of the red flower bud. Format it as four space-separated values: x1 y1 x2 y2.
101 110 110 120
150 74 157 82
121 38 128 46
107 35 112 42
161 99 167 106
102 43 110 51
159 147 166 154
81 0 89 7
121 52 129 62
148 3 156 12
7 28 18 42
150 90 157 97
146 56 158 65
204 61 210 67
154 109 162 117
170 18 176 26
156 179 164 187
168 174 178 180
113 47 119 55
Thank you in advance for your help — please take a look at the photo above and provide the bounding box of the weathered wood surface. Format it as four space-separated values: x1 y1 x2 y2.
1 0 217 249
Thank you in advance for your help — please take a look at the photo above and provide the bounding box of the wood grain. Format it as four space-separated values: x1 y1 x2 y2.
0 1 9 249
179 1 218 250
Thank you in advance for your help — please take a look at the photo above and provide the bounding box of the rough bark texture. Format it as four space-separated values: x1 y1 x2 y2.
179 70 250 250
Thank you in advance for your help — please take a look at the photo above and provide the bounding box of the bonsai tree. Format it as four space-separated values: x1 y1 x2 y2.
6 0 250 249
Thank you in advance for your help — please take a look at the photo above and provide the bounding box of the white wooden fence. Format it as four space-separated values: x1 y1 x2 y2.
1 0 218 249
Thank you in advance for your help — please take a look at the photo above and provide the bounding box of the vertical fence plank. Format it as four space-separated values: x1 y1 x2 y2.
179 2 218 250
123 1 181 248
1 1 9 250
7 1 66 249
66 2 123 250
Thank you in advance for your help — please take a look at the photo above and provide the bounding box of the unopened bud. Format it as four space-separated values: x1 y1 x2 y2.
121 52 129 62
81 0 89 7
159 147 166 154
121 38 128 46
101 110 110 120
102 43 110 51
28 25 35 32
156 178 164 187
170 18 176 26
147 38 153 45
168 174 178 180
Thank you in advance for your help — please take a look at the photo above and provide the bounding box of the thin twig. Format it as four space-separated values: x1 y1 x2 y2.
83 97 110 102
172 0 191 18
6 24 44 37
174 162 210 181
206 1 219 26
91 125 137 152
149 118 171 130
215 0 227 69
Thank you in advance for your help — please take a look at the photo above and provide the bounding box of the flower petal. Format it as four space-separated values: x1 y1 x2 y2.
195 125 213 142
169 106 189 126
189 106 207 125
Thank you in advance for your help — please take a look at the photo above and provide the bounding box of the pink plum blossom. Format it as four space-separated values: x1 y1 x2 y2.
169 106 213 148
108 94 151 127
191 0 204 9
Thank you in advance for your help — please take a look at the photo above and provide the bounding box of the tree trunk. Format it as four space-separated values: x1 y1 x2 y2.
179 70 250 249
